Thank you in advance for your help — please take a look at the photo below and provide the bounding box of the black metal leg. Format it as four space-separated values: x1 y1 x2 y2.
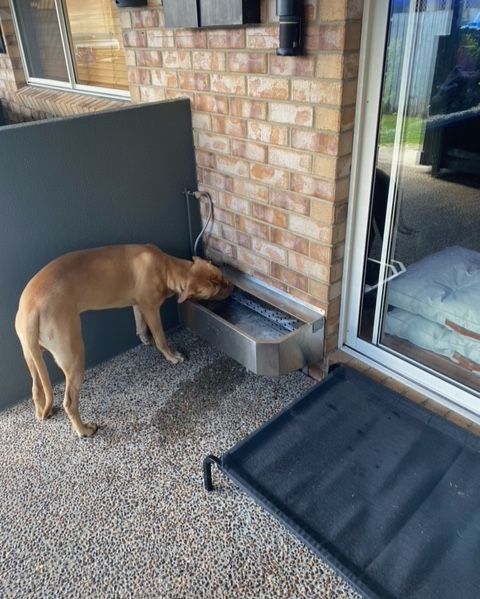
203 454 221 492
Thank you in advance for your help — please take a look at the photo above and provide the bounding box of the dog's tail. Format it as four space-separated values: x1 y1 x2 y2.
15 308 53 418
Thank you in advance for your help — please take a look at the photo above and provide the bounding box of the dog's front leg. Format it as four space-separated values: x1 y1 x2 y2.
137 302 184 364
133 306 154 346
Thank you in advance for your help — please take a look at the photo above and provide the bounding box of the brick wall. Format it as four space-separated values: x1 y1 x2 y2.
121 0 363 354
0 0 364 357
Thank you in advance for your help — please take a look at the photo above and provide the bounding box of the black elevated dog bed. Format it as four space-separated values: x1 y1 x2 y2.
204 366 480 599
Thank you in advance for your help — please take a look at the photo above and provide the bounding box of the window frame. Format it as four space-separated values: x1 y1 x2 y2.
10 0 130 100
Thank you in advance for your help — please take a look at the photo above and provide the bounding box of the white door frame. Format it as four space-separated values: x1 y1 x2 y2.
339 0 480 420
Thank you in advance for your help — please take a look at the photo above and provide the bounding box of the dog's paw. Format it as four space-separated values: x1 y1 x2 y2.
77 422 98 438
165 350 185 364
139 332 154 346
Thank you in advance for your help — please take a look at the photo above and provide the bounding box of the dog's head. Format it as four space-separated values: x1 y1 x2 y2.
178 258 233 303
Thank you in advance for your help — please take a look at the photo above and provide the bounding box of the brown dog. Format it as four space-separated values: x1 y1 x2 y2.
15 245 232 437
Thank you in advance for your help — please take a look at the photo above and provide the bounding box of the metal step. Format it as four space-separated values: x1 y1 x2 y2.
178 266 324 376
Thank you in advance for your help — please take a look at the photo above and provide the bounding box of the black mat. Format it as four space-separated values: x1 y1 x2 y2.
205 366 480 599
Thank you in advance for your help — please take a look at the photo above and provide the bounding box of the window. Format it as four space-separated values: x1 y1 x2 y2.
12 0 129 97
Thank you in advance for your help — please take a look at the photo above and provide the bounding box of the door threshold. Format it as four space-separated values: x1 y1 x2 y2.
333 345 480 431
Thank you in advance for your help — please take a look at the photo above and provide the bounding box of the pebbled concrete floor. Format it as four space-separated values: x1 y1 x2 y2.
0 328 359 599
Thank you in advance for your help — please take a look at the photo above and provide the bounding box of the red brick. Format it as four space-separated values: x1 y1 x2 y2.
162 50 191 69
128 69 151 85
232 139 267 163
246 26 279 49
252 203 288 228
308 279 330 303
195 150 215 169
290 173 335 201
233 179 268 203
237 247 269 274
348 0 364 20
211 220 237 244
236 215 269 240
251 164 289 188
147 30 175 48
289 214 332 243
131 9 160 29
248 76 289 100
315 106 342 132
211 73 246 95
207 29 246 49
292 79 342 104
269 147 312 173
269 55 316 77
174 30 207 48
220 193 250 215
305 25 345 52
192 51 226 71
288 253 330 282
271 263 308 292
198 131 230 154
192 113 211 130
291 129 339 154
230 98 267 119
209 236 237 258
247 121 288 146
252 238 287 263
236 231 253 249
228 52 268 74
202 170 234 192
270 190 310 216
271 228 309 255
216 155 249 178
310 243 333 264
269 102 313 126
151 69 178 87
135 50 162 67
123 30 147 48
139 86 166 102
178 71 209 91
195 94 229 114
211 116 247 138
345 22 362 51
311 199 335 223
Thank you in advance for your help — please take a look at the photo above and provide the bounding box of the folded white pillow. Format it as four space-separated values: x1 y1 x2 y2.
387 246 480 336
384 308 480 369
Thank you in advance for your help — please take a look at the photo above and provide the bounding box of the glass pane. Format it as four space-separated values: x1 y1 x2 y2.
64 0 129 91
360 0 480 394
14 0 68 81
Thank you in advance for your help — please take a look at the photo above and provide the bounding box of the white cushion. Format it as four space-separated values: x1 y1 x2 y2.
387 246 480 335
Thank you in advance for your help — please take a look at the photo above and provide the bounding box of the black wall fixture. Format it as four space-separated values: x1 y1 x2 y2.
163 0 260 28
200 0 261 27
276 0 304 56
114 0 147 7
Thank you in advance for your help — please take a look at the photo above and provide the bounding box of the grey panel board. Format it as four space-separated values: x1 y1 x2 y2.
199 0 261 26
164 0 199 28
0 100 198 410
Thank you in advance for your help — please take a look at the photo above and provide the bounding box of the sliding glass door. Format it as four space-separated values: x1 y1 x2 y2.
345 0 480 411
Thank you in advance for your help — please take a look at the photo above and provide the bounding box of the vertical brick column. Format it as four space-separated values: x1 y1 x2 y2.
120 0 364 357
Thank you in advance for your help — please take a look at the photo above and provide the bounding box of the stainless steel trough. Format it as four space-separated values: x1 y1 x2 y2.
178 267 324 376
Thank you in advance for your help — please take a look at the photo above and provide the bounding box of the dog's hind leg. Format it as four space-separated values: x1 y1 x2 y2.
24 353 46 421
45 318 97 437
137 302 184 364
